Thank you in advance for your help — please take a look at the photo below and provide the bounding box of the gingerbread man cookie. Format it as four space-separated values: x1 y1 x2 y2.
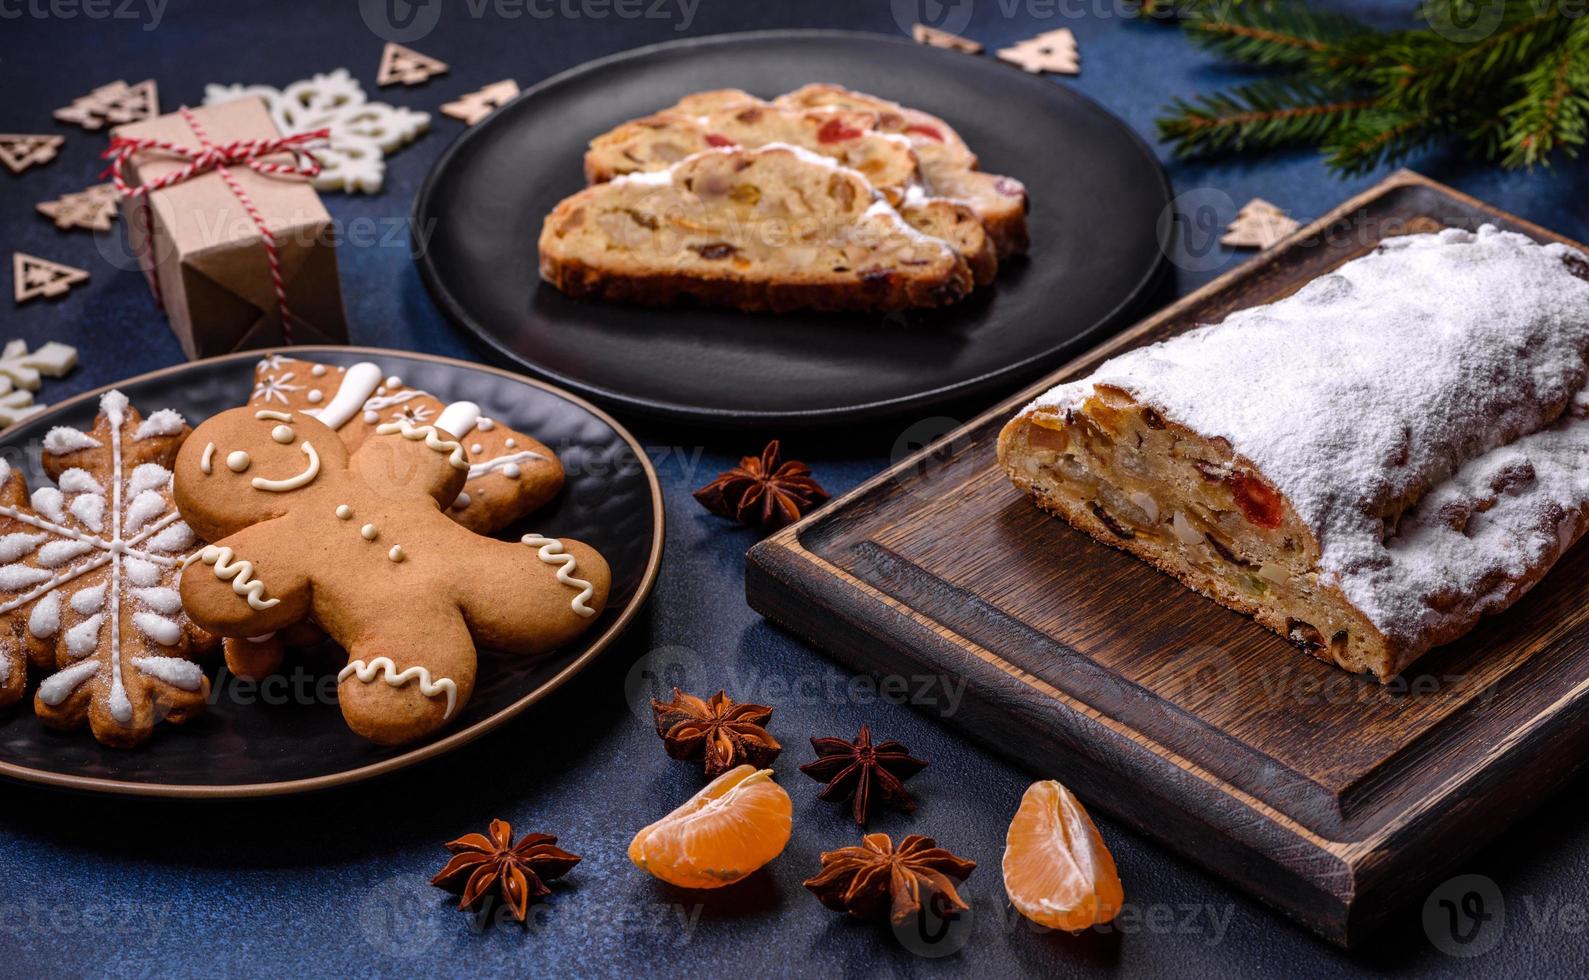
173 406 611 745
0 390 217 747
249 356 563 533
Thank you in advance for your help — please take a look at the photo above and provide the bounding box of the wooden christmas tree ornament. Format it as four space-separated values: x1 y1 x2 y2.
53 79 159 130
376 42 449 87
0 134 64 175
912 23 982 54
1221 198 1300 250
440 80 520 125
36 184 119 232
997 29 1080 75
12 253 89 304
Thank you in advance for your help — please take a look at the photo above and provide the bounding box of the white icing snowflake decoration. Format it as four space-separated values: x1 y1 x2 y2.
0 391 206 742
203 68 431 193
253 372 304 405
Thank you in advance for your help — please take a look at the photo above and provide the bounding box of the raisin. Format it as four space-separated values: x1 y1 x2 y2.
1090 503 1135 539
817 118 865 143
1203 533 1250 567
690 242 738 260
1230 472 1284 529
623 208 658 230
1286 619 1326 651
1566 255 1589 282
859 269 896 292
735 107 763 124
1141 407 1166 430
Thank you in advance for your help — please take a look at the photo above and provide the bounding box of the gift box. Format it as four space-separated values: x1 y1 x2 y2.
109 98 347 358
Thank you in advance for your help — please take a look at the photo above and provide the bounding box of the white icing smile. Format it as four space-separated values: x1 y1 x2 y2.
250 441 321 492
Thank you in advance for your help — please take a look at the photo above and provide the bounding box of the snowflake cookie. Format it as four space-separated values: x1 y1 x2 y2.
0 390 216 747
203 68 430 193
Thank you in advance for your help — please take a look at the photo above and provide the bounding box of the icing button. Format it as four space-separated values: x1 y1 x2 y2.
388 545 404 562
360 523 378 541
336 505 353 520
226 451 251 473
307 390 324 404
271 425 294 444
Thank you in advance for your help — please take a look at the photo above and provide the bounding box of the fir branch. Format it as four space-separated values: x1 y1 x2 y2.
1498 18 1589 166
1159 78 1376 157
1323 108 1441 175
1185 1 1366 67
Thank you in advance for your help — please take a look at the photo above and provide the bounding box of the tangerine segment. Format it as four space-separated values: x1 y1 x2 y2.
1002 779 1123 931
629 765 792 889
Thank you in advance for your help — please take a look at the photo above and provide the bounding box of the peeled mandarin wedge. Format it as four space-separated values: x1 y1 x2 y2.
629 765 792 889
1002 779 1124 931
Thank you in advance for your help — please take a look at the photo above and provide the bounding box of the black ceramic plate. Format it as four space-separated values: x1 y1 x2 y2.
414 29 1172 426
0 348 662 798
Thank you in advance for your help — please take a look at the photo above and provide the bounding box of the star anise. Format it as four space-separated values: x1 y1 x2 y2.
804 833 976 925
800 725 928 826
693 440 829 530
652 688 782 777
430 819 580 923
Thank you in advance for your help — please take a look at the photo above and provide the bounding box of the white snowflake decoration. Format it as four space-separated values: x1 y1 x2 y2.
203 68 431 193
0 391 202 729
253 372 304 405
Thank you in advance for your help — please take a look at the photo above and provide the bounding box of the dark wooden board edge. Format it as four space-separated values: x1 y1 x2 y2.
746 171 1589 947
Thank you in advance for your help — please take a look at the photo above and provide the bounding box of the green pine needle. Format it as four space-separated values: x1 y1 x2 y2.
1159 78 1376 157
1185 1 1366 68
1150 0 1589 172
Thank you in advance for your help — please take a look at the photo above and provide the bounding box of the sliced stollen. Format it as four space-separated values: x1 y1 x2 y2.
775 84 1029 257
540 143 974 313
584 97 996 285
998 225 1589 680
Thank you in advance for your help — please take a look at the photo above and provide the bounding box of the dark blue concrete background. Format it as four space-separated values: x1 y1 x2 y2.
3 1 1588 976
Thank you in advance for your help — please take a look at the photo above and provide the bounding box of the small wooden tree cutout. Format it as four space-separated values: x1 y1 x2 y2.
913 23 982 54
36 184 119 232
376 42 449 86
997 29 1080 75
53 79 159 130
13 253 89 304
440 80 520 125
1221 198 1300 250
0 134 64 175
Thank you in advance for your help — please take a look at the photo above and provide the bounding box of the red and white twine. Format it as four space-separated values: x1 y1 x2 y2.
102 107 329 344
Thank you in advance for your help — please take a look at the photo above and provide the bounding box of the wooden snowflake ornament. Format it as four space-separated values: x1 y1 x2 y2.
37 184 119 232
0 135 64 175
441 81 520 126
204 69 431 193
13 253 88 304
912 24 982 54
53 79 159 131
1221 198 1300 250
997 29 1080 75
376 42 448 87
0 390 216 746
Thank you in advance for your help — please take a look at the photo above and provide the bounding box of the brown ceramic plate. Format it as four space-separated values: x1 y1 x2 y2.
0 347 663 798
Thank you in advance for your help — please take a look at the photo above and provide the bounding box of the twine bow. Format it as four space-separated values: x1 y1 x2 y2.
101 106 329 344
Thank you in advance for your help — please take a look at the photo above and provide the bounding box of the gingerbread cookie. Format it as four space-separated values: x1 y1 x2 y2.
173 406 611 745
0 390 216 747
249 355 563 533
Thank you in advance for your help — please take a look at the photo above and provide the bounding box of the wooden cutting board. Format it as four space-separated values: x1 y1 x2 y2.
746 171 1589 948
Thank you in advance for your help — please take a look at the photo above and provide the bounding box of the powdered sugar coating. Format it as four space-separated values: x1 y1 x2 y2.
1028 225 1589 650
